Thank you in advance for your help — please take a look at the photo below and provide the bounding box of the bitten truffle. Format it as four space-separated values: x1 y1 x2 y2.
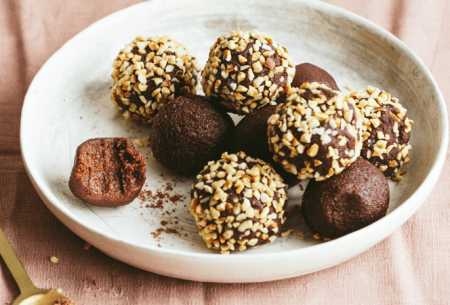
190 152 288 254
201 29 296 115
229 105 300 187
301 158 390 239
69 138 146 207
351 86 413 179
148 95 235 176
268 82 363 181
111 36 201 124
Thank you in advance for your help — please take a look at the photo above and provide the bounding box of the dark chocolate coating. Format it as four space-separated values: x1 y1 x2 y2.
276 63 340 104
148 95 235 176
301 158 389 239
229 105 300 187
69 138 147 207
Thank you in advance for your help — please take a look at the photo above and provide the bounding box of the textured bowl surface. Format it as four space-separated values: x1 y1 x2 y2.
21 0 448 282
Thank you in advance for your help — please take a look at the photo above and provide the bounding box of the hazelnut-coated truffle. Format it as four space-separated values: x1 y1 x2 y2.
351 86 413 179
201 29 295 115
268 82 363 181
111 36 201 124
190 152 288 254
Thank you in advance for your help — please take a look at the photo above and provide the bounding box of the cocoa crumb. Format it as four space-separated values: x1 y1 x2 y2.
151 231 162 241
84 277 98 286
138 184 186 207
155 190 166 199
145 201 163 209
169 195 183 203
156 227 179 236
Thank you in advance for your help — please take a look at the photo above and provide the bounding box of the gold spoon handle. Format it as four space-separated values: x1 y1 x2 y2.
0 227 38 294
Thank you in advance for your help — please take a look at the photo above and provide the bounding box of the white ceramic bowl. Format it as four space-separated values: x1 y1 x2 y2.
21 0 448 282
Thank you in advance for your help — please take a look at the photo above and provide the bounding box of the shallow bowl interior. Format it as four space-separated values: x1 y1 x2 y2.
21 0 447 282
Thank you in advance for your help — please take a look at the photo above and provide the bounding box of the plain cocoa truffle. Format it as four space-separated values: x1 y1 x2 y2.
351 86 413 179
293 63 340 91
201 29 296 115
301 158 390 239
229 105 300 187
69 138 146 207
110 36 201 124
148 95 234 176
190 152 288 254
276 63 340 104
267 83 363 181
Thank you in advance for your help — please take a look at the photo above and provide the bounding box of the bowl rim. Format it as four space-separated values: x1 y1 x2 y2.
20 0 449 263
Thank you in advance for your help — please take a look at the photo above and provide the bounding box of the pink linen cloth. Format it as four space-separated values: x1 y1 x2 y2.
1 0 449 303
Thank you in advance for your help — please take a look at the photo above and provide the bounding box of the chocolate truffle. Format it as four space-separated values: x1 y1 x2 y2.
111 36 201 124
69 138 146 207
350 86 413 179
229 105 300 187
190 151 288 254
293 63 340 91
275 63 339 105
267 82 363 181
201 29 296 115
301 158 390 239
148 95 234 176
